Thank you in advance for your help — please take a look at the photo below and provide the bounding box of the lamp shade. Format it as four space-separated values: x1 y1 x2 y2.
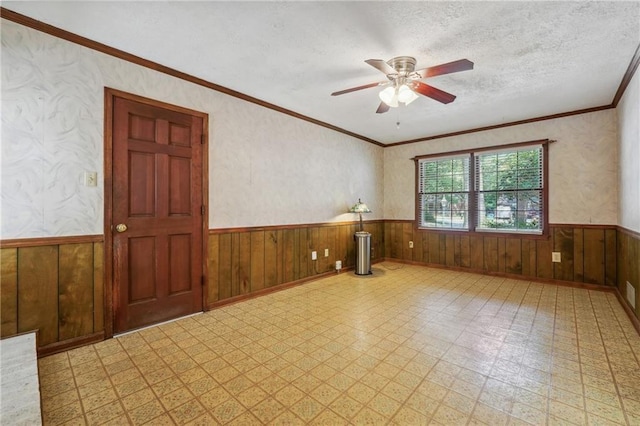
378 86 398 107
398 84 419 105
349 199 372 213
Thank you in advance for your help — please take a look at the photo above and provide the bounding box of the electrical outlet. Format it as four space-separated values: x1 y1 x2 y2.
311 251 317 261
552 252 561 263
324 248 329 257
409 241 414 248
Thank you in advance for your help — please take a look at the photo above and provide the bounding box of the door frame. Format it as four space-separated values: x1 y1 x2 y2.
103 87 209 338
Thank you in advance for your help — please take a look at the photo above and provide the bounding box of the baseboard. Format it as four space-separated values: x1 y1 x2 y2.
37 331 105 358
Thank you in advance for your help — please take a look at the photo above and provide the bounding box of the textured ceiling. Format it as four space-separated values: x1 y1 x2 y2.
3 1 639 145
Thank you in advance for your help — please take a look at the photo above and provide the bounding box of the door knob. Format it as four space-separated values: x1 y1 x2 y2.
115 223 128 233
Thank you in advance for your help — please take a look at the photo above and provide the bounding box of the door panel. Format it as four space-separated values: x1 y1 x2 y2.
112 96 204 333
169 156 191 215
129 152 156 216
128 237 156 302
169 234 192 294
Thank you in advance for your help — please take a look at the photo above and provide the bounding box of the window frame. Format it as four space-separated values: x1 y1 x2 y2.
414 139 549 238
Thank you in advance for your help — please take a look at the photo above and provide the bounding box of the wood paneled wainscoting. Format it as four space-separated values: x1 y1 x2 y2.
617 227 640 326
383 221 618 287
0 236 105 356
206 221 385 308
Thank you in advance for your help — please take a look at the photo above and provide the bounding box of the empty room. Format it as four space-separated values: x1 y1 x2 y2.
1 1 639 425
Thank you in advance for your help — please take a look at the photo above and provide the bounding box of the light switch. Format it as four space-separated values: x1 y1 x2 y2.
84 171 98 187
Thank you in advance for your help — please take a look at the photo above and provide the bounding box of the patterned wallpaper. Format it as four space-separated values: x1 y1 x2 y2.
1 20 384 239
383 109 619 225
1 18 632 239
617 67 640 233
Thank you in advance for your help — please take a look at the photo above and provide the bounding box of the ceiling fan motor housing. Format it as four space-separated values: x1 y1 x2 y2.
387 56 417 75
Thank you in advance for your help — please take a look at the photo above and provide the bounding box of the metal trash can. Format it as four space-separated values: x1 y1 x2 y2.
354 231 372 275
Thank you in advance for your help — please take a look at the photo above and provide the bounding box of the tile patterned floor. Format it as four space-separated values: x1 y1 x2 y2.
38 263 640 425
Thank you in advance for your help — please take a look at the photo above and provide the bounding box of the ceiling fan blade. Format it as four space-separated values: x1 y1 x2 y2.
331 81 385 96
416 59 474 79
365 59 397 75
412 81 457 104
376 102 390 114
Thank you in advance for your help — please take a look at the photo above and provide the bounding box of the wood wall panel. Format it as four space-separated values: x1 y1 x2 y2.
505 238 522 274
217 233 232 299
383 223 392 259
460 236 470 268
298 228 309 279
605 229 616 287
521 239 533 276
618 229 639 321
94 243 104 332
484 237 499 272
58 243 94 341
445 235 455 267
413 230 424 263
554 227 574 282
208 234 220 302
276 230 285 285
1 248 18 336
264 231 278 288
230 233 240 296
282 229 295 283
584 229 605 284
469 235 484 270
497 238 506 273
428 233 441 264
536 238 553 279
327 227 337 272
573 229 584 282
384 222 617 288
206 221 384 307
0 240 105 350
18 246 59 346
250 231 265 292
238 232 251 295
402 223 413 261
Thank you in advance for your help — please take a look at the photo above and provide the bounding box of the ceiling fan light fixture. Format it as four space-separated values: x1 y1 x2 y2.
397 84 418 105
379 86 398 107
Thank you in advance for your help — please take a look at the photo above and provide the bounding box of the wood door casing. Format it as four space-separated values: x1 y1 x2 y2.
111 94 205 333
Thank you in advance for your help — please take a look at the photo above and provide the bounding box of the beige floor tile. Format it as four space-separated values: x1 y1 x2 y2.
251 396 285 423
308 409 349 425
42 402 84 426
34 263 640 425
84 400 125 425
168 399 206 424
210 398 246 423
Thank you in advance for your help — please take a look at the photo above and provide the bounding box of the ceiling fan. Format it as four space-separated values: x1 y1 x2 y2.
331 56 474 114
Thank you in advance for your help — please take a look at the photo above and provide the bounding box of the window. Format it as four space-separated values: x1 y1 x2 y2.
418 154 470 229
416 141 547 235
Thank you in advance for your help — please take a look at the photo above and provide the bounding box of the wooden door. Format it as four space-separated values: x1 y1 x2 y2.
112 96 204 333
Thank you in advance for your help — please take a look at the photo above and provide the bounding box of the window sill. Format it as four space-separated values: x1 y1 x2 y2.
416 226 550 240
